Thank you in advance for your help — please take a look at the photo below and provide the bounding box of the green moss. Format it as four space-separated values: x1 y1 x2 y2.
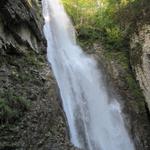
0 89 31 124
0 98 19 124
131 42 143 66
104 50 129 70
126 74 144 99
13 95 31 111
25 51 45 68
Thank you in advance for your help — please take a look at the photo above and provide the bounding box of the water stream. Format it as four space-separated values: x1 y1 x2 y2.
42 0 135 149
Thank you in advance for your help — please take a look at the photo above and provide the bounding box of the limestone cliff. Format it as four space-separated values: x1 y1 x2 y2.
0 0 75 149
130 25 150 111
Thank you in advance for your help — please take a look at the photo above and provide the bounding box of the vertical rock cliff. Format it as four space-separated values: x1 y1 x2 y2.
130 25 150 111
0 0 76 149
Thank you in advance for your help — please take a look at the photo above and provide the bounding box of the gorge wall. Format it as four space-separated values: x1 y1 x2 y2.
130 25 150 111
0 0 75 149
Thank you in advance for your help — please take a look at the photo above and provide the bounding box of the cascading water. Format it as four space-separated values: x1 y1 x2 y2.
42 0 135 149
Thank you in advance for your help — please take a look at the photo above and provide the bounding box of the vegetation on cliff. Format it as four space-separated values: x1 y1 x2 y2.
62 0 150 49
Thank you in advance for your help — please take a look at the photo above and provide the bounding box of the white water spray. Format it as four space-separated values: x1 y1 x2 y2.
42 0 135 149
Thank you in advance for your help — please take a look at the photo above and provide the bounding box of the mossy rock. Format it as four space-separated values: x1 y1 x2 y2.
0 89 31 125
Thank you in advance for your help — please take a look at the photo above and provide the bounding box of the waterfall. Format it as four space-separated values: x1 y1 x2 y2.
42 0 135 149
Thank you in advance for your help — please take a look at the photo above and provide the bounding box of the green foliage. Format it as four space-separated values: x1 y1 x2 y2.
104 50 129 69
62 0 149 50
0 99 18 123
131 42 143 66
0 89 31 124
115 0 150 31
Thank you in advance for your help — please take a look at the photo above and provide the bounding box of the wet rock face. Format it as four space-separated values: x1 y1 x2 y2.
130 25 150 111
0 0 45 54
0 0 76 149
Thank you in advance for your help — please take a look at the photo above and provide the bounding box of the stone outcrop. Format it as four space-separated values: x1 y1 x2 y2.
130 25 150 111
0 0 76 149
